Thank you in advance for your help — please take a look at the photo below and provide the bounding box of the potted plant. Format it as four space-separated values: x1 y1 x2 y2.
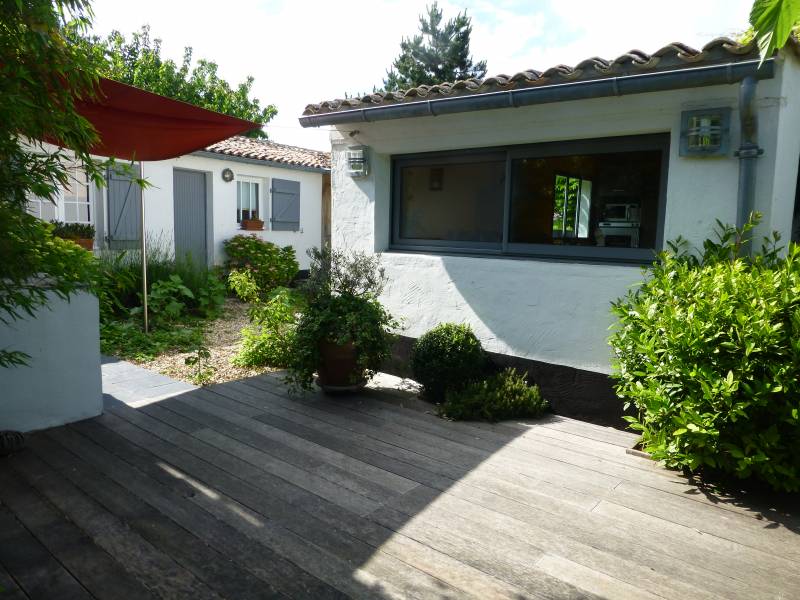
285 247 398 393
51 221 94 250
240 217 264 231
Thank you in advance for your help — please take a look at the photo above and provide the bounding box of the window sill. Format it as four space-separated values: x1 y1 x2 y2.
387 244 655 266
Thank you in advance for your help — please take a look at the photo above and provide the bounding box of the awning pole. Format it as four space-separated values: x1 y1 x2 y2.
139 161 149 333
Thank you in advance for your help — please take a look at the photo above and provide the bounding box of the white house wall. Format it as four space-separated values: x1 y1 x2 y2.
0 291 102 432
329 56 799 374
140 154 324 270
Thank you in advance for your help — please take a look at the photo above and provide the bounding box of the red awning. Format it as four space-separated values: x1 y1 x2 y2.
70 77 259 161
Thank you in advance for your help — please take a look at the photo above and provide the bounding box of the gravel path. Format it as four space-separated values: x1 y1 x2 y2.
135 298 275 385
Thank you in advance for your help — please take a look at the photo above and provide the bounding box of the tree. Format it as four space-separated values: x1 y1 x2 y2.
749 0 800 63
88 26 275 137
1 0 109 367
383 2 487 92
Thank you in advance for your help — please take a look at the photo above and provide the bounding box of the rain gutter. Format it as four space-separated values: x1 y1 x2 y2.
299 58 775 128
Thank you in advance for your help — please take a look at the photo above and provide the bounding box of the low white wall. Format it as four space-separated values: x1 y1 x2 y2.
140 154 325 270
0 291 102 432
329 56 800 373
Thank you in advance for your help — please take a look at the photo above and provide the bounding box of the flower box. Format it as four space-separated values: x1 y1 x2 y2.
240 218 264 231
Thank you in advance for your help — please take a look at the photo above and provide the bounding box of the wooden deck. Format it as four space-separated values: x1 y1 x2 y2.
1 361 799 599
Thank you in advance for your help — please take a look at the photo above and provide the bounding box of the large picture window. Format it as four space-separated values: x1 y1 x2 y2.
392 134 668 261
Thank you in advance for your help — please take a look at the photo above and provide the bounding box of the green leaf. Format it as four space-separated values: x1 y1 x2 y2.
750 0 800 64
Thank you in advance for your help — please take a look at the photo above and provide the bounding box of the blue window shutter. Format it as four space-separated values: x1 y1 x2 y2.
271 178 300 231
106 164 142 249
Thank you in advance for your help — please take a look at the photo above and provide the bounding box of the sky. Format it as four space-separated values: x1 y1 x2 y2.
89 0 753 151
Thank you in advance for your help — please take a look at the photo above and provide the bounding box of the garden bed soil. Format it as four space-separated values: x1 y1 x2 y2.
133 298 275 385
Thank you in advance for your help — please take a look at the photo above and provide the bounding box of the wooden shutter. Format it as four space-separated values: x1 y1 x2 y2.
106 164 142 249
270 178 300 231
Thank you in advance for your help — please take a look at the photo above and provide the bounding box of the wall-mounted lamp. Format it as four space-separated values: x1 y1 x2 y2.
679 107 731 157
346 145 369 177
221 168 234 182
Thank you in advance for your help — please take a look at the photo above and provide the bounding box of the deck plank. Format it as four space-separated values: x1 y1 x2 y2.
1 359 796 600
6 450 225 600
0 468 155 600
0 504 89 600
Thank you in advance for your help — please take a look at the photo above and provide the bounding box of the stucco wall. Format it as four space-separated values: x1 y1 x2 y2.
329 56 800 374
139 154 325 270
0 291 102 432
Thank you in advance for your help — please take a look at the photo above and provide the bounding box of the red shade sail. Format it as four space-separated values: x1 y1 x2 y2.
72 77 259 161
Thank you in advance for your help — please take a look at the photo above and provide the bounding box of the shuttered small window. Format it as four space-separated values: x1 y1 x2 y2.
271 178 300 231
237 180 260 222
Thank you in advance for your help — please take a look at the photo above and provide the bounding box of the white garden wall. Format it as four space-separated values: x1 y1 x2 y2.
329 54 800 374
0 291 102 432
138 154 325 270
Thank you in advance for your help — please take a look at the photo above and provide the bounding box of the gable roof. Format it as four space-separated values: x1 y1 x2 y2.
202 136 330 171
300 37 795 127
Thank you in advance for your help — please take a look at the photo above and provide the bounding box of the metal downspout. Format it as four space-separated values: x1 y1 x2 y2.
735 75 763 231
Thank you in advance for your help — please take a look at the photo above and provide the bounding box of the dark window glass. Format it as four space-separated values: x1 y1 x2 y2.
398 159 505 243
510 150 662 249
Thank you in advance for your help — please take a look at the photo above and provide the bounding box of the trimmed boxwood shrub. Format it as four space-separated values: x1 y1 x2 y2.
411 323 487 402
440 367 548 422
610 216 800 491
223 234 298 298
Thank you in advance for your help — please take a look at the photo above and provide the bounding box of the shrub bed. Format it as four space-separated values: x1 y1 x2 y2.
223 234 298 298
440 367 548 422
610 218 800 491
410 323 487 403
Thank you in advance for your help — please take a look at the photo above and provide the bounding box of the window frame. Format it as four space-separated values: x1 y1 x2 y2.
26 163 94 225
391 134 670 264
236 175 263 224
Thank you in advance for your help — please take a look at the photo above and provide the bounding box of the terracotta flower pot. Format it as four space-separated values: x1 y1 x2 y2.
241 219 264 231
74 238 94 250
317 340 367 393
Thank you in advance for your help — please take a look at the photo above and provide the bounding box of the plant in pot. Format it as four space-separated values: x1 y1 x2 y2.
240 216 264 231
51 221 94 250
285 247 398 394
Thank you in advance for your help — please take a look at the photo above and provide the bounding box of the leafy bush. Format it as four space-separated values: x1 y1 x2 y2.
51 220 94 239
285 247 398 392
411 323 487 403
96 239 226 320
233 287 304 368
610 215 800 491
223 234 298 297
132 274 194 324
0 211 100 367
440 368 548 422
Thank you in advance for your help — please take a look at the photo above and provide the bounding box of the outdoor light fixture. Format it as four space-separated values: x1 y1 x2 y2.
346 145 369 177
680 107 731 157
221 168 234 182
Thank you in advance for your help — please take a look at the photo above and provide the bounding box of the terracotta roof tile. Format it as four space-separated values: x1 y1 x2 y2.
203 136 330 170
303 37 797 117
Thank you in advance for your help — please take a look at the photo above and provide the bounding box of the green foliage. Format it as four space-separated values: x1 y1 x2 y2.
233 287 305 368
100 319 204 362
411 323 487 403
383 2 487 92
1 0 115 367
86 25 274 137
285 248 398 392
96 239 226 320
749 0 800 63
440 368 548 422
132 274 194 325
0 210 99 367
610 214 800 492
224 235 299 299
50 220 95 239
185 346 216 385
